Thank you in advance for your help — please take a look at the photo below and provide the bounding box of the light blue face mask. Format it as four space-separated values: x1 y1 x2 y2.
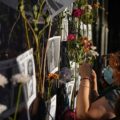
102 66 113 85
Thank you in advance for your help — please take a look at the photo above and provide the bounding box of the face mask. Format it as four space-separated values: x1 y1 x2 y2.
102 66 113 85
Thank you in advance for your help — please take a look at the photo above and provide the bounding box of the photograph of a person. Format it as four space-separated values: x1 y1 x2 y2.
25 58 34 100
27 59 33 77
17 49 37 109
47 36 61 73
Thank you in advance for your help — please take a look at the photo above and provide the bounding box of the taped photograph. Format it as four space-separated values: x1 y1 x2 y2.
17 48 37 109
47 36 61 73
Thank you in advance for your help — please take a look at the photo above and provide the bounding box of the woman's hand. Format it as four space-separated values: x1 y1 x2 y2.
79 63 92 79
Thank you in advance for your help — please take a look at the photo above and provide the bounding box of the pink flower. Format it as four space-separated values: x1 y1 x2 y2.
72 8 84 17
67 34 76 41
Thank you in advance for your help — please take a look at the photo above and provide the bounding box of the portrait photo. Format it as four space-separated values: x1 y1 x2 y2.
47 36 61 73
27 59 33 77
17 48 37 109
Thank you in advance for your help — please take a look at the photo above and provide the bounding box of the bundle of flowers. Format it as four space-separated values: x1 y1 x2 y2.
67 34 99 64
66 0 100 64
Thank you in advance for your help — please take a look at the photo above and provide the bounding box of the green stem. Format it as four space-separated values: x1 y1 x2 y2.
24 20 31 48
38 23 49 38
42 22 52 95
13 84 22 120
37 0 46 21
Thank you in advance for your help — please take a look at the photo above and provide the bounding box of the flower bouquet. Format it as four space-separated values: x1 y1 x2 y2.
67 34 99 64
66 0 99 65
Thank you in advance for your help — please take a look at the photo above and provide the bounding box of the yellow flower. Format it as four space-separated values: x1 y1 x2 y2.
48 73 59 80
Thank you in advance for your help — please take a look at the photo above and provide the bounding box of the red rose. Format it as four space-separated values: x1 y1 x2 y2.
72 8 84 17
67 34 76 41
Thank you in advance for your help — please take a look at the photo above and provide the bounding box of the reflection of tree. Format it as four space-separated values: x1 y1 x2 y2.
47 0 63 11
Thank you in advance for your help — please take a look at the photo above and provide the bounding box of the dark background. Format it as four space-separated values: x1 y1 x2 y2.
108 0 120 53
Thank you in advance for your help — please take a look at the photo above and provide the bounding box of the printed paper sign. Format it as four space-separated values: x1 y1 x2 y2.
66 80 75 106
49 95 57 120
47 36 61 73
17 48 37 109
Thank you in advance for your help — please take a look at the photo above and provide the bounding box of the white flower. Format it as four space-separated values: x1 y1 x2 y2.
81 5 92 12
11 73 30 85
0 74 8 87
86 5 92 10
89 50 99 57
64 8 71 15
0 104 7 114
91 46 97 50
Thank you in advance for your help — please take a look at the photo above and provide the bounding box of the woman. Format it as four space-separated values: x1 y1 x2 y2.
76 51 120 120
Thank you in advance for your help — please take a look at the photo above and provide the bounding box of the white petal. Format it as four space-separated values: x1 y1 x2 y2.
0 104 7 114
91 46 96 50
0 74 8 87
11 73 30 84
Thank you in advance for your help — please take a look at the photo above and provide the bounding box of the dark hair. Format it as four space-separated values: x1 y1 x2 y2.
109 51 120 84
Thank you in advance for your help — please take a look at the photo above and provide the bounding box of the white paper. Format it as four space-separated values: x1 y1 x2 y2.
61 17 68 41
49 95 57 120
66 80 75 106
47 36 61 73
70 61 76 77
75 75 81 92
17 48 37 109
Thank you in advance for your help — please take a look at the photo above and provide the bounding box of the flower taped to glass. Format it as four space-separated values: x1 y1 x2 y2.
67 35 99 64
72 1 94 25
66 0 101 65
45 73 59 100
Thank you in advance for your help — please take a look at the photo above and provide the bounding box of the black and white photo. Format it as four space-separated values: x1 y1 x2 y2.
66 80 75 107
47 36 61 73
27 59 33 77
17 48 36 109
